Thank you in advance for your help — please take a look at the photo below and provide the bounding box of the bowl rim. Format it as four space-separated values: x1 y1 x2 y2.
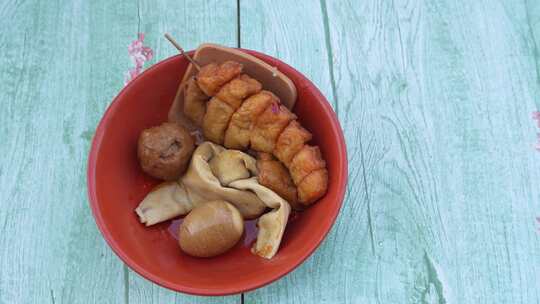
87 48 348 296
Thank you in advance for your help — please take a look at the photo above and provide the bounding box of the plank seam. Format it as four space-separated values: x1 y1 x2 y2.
123 265 129 304
237 1 244 302
358 136 376 254
525 0 540 91
319 0 339 115
320 0 376 254
137 0 141 34
237 0 241 48
50 289 55 304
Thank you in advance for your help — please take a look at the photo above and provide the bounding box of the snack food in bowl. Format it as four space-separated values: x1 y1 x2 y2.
87 39 347 295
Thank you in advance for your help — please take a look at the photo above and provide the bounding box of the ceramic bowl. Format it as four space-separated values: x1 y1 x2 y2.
87 49 347 296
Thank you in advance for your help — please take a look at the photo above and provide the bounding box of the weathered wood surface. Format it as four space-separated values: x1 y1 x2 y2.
241 0 540 303
1 0 540 303
0 0 239 303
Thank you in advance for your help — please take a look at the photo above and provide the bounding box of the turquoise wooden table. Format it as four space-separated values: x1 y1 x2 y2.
2 0 540 303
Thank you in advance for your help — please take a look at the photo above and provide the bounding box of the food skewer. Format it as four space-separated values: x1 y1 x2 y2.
185 60 328 206
164 33 201 71
162 37 328 206
135 41 327 259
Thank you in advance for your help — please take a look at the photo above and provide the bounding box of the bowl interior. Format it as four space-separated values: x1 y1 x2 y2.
88 50 347 296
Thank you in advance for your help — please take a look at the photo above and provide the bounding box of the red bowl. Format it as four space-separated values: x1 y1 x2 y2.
87 49 348 296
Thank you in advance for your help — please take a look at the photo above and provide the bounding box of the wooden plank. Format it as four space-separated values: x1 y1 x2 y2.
524 0 540 110
0 0 238 303
242 0 540 303
127 0 239 302
239 1 340 303
0 0 130 303
239 0 335 107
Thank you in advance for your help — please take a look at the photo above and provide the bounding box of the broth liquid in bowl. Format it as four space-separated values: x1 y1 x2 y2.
167 211 301 253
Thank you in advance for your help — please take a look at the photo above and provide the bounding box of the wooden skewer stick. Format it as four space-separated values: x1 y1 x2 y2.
164 33 201 71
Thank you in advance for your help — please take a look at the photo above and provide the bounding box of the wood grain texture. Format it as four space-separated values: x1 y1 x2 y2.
0 1 128 303
240 0 335 107
0 0 238 303
2 0 540 303
239 1 340 303
242 0 540 303
126 1 239 303
524 0 540 111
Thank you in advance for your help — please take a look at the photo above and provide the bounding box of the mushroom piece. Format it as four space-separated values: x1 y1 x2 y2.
135 181 193 226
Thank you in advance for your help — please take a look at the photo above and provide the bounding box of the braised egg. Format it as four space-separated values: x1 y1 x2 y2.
178 200 244 257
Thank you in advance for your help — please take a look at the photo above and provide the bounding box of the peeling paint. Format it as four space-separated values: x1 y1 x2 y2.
422 252 452 304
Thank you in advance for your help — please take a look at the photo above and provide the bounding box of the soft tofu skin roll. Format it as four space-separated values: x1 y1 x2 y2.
250 102 296 153
184 77 209 126
203 97 235 145
273 120 312 166
289 145 326 185
216 74 262 110
224 91 275 150
196 61 243 96
297 169 328 205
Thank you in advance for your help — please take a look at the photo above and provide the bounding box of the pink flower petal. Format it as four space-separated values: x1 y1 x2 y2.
142 46 154 61
133 54 146 67
534 111 540 128
124 73 131 86
129 67 139 79
128 40 143 55
124 33 153 86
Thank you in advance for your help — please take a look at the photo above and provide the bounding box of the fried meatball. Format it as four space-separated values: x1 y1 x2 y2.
137 122 195 180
